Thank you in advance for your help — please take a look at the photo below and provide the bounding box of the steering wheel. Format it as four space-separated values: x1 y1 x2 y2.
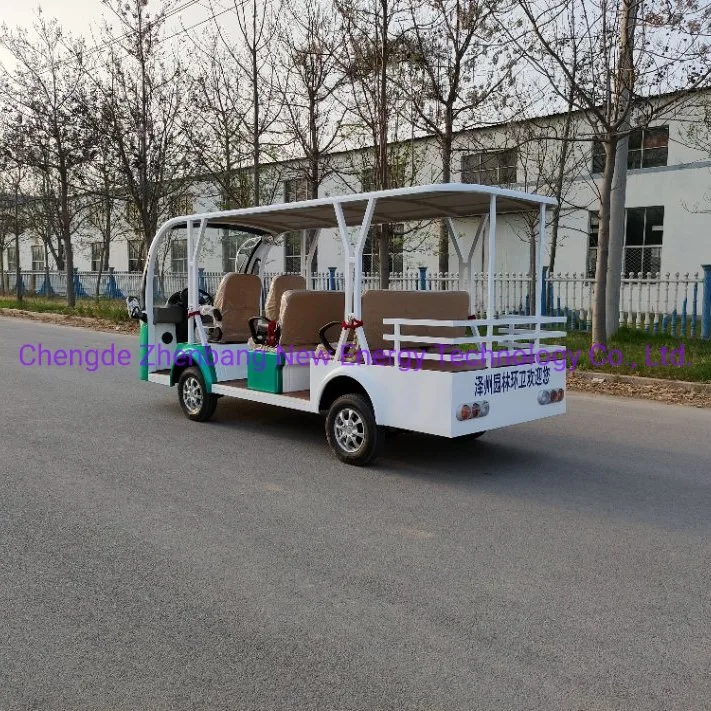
318 321 341 356
167 288 214 307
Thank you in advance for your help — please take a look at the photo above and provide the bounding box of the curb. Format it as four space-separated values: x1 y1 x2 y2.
0 308 137 334
570 370 711 394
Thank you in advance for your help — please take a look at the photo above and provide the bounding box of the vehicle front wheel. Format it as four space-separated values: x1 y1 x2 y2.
325 393 383 466
178 367 218 422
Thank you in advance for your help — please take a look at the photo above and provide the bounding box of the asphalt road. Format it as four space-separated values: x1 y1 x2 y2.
1 316 710 711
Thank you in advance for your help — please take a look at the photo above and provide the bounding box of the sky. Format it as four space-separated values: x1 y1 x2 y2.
0 0 219 65
3 0 119 39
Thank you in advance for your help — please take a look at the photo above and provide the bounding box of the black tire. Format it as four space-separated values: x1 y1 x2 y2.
325 393 383 466
178 367 218 422
461 431 486 440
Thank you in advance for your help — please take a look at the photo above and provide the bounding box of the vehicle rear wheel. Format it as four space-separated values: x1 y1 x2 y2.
325 393 383 466
178 367 218 422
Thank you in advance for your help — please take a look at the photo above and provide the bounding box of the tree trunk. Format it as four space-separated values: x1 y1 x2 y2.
529 227 536 314
378 225 390 290
14 233 22 304
606 134 630 335
605 0 638 336
438 127 452 275
64 237 76 307
251 0 260 207
592 140 616 344
44 241 51 299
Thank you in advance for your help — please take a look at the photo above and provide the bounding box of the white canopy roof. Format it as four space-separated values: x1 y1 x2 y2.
176 183 556 235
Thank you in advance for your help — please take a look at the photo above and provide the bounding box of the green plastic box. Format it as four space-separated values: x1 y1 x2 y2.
247 350 283 393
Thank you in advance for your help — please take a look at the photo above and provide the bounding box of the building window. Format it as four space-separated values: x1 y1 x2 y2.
586 213 599 278
360 167 374 192
592 126 669 173
6 244 18 272
171 239 188 273
126 202 141 229
586 206 663 277
363 224 404 274
169 194 193 215
284 177 309 203
222 234 239 273
624 206 663 275
127 240 145 273
31 245 45 272
90 243 103 271
89 204 104 228
461 149 517 185
284 233 301 273
360 163 407 192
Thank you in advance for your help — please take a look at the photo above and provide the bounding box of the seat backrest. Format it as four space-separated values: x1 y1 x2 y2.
278 290 345 348
214 273 262 343
361 290 470 351
264 274 307 321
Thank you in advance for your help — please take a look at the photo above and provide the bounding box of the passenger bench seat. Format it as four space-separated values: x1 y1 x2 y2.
214 273 262 343
277 290 345 350
361 290 470 352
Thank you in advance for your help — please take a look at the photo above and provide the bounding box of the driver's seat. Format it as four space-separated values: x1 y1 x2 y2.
214 273 262 343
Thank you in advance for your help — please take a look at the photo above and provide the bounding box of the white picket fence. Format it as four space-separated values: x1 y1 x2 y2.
3 268 706 337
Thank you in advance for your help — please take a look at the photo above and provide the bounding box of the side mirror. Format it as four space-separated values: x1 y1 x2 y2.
126 296 146 322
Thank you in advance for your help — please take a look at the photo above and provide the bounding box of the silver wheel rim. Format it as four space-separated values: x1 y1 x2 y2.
334 407 365 453
182 376 203 415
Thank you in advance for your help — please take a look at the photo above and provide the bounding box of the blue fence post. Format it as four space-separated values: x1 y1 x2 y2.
73 268 88 297
104 267 125 300
418 266 427 291
692 283 699 338
702 264 711 339
198 267 206 292
681 297 688 338
540 266 548 315
38 272 54 297
15 273 25 298
328 266 336 291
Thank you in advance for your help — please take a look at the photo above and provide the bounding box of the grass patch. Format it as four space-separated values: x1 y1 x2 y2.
0 296 131 322
561 328 711 382
462 325 711 382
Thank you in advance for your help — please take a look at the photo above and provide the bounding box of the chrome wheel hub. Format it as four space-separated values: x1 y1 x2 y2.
334 408 365 453
183 376 203 415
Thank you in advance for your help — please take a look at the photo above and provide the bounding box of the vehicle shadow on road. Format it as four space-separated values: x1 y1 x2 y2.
163 397 711 534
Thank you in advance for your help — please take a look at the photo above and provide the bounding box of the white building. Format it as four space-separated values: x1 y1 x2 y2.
7 92 711 284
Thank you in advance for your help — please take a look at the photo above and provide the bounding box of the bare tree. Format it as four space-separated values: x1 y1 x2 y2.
0 161 28 301
404 0 517 273
336 0 413 288
510 107 591 308
0 16 94 306
209 0 284 207
276 0 347 271
502 0 711 342
182 31 253 211
97 0 190 252
83 139 132 296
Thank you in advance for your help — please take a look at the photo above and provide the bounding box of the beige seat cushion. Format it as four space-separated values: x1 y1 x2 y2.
278 290 345 348
361 290 470 352
214 273 262 343
264 274 307 321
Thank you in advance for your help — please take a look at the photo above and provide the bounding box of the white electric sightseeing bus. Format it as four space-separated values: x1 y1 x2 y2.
128 183 567 465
